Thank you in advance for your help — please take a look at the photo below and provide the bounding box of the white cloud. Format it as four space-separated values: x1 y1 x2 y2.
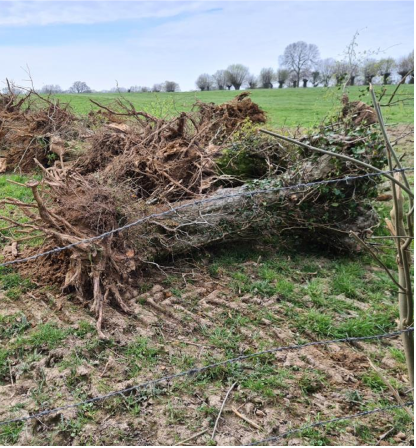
0 1 209 26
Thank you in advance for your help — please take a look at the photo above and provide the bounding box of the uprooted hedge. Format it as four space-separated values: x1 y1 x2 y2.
0 89 385 336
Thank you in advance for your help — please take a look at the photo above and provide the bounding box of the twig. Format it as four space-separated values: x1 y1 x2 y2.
211 382 237 440
231 407 262 430
174 429 209 446
259 129 413 198
367 357 413 419
376 426 395 445
349 231 405 292
384 69 414 106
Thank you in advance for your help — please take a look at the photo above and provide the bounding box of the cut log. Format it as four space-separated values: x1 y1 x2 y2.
130 155 377 261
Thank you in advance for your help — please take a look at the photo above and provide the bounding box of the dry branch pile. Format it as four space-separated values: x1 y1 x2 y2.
0 89 386 336
0 88 80 172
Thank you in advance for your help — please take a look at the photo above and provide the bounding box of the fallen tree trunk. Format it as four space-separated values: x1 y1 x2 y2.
137 154 377 260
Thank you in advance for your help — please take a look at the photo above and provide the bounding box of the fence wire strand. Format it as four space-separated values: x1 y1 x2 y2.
0 167 413 268
247 401 414 446
0 327 413 427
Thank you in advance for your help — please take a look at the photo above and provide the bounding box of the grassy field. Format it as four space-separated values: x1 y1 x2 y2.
53 85 414 128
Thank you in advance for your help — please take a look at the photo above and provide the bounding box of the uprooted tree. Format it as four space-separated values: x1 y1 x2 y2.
0 88 389 336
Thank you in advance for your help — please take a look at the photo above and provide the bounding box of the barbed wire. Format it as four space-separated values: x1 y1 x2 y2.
248 401 414 446
0 327 413 427
0 167 413 269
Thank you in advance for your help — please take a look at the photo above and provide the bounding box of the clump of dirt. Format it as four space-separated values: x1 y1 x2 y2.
196 91 266 136
341 94 377 126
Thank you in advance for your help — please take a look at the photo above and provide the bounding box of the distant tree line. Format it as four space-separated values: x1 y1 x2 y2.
9 80 181 95
194 44 414 91
2 43 413 95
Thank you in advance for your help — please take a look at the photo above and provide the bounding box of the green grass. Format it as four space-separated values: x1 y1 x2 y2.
124 337 161 378
52 85 414 128
0 269 36 300
0 174 43 249
0 422 24 445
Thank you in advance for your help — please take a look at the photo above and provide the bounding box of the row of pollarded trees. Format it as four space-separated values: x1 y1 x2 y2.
278 42 414 88
196 65 255 91
196 65 285 91
195 43 414 91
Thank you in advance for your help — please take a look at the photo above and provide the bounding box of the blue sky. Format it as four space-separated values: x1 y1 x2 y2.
0 1 414 91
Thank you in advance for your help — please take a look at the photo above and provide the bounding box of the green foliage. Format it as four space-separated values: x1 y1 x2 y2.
0 271 35 300
124 337 161 378
0 422 24 445
0 313 30 340
217 120 271 178
361 371 388 392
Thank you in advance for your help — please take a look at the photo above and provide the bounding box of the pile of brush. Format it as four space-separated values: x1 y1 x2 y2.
0 89 385 336
0 85 80 172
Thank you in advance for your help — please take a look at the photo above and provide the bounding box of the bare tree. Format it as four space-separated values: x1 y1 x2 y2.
129 85 142 93
276 69 289 88
347 64 360 86
280 41 320 88
315 58 335 87
69 81 91 94
301 69 310 88
141 86 150 93
311 70 320 87
226 64 249 90
397 51 414 83
40 84 62 94
378 58 396 85
110 86 127 93
288 72 298 88
409 50 415 84
196 74 214 91
259 68 275 88
246 74 258 89
212 70 227 90
362 59 379 85
333 61 349 86
163 81 179 92
152 83 163 93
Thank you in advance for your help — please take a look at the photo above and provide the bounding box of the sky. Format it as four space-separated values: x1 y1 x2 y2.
0 0 414 91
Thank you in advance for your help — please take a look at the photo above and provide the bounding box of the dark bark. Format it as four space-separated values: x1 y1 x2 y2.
382 73 391 85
